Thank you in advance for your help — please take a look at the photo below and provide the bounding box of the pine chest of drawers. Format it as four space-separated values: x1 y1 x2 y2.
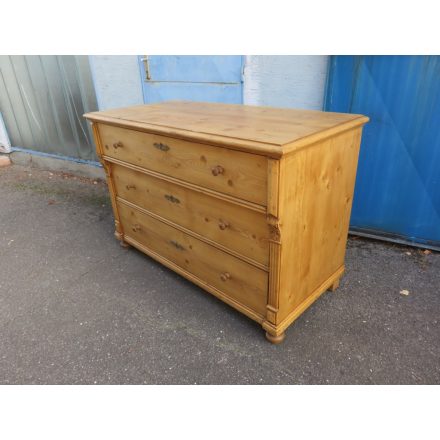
84 101 368 343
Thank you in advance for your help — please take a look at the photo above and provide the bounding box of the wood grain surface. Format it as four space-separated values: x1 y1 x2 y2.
85 101 368 157
85 101 368 343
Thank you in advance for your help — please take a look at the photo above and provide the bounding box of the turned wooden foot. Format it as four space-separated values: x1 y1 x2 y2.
329 277 340 292
115 230 130 248
265 331 286 344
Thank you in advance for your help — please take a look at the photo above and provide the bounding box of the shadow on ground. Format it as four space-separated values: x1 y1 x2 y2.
1 165 439 384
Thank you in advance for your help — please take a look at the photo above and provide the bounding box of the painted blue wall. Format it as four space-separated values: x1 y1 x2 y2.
244 56 328 110
89 55 330 111
326 56 440 248
89 56 144 110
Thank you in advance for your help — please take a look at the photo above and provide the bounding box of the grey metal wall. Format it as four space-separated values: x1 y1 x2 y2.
0 56 98 161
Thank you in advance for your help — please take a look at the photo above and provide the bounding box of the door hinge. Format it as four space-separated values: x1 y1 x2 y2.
140 56 151 81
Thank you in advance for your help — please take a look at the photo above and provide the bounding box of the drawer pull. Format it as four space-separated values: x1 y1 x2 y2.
220 272 231 282
170 240 185 251
154 142 170 152
164 194 180 204
211 165 224 176
126 184 136 190
132 224 141 232
113 141 123 149
218 220 230 230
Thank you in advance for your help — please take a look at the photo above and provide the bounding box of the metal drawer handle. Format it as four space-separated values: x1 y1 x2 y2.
132 224 141 232
154 142 170 152
164 194 180 204
211 165 224 176
113 141 123 149
170 240 185 251
220 272 231 282
126 184 136 190
218 220 230 230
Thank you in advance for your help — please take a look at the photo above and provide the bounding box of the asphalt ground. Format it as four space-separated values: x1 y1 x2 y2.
1 164 439 384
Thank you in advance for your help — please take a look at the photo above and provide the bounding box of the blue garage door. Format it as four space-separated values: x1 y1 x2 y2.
325 56 440 249
138 55 243 104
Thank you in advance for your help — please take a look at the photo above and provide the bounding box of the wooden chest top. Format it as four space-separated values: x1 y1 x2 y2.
84 101 368 158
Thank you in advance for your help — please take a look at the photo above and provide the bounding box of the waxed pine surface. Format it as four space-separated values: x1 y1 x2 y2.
1 165 439 384
85 100 366 147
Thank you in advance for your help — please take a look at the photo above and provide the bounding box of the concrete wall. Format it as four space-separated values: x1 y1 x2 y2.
243 56 329 110
89 56 144 110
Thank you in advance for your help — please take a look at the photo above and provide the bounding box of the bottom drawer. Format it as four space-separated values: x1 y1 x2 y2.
118 201 268 317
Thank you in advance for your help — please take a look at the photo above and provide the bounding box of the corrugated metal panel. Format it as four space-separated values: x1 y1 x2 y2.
0 112 11 153
139 55 243 104
325 56 440 249
0 55 98 161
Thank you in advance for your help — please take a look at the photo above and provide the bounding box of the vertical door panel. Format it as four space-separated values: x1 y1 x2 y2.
146 55 243 83
139 55 243 104
326 55 440 248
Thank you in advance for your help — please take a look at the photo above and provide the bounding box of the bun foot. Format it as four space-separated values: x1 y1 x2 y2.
265 331 286 344
120 240 130 249
329 278 340 292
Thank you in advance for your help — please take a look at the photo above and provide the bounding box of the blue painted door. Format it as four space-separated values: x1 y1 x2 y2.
326 56 440 248
138 56 243 104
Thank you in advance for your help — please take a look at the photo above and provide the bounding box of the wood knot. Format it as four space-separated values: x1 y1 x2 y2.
267 215 281 242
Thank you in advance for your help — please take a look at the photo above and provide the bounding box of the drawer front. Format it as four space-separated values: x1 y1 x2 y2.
112 164 269 266
98 123 267 206
118 202 268 316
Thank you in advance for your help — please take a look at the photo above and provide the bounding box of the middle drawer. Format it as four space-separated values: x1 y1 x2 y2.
112 163 269 267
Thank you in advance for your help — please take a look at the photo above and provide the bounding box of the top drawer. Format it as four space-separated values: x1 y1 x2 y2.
97 124 267 206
